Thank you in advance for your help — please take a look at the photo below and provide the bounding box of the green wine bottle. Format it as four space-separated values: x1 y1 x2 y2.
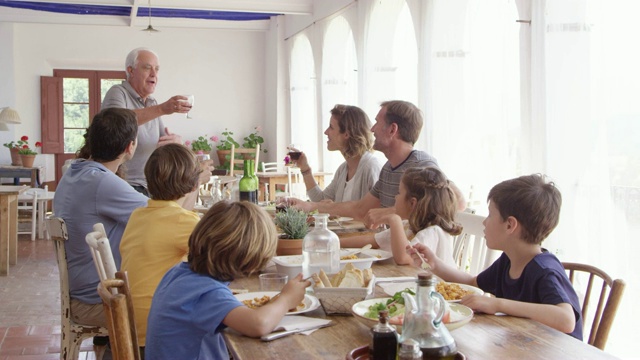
239 159 258 203
249 159 260 202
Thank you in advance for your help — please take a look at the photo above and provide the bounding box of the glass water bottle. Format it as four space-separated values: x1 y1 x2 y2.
302 214 340 278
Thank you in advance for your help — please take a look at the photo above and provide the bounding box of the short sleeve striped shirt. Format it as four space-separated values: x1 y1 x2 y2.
370 150 438 207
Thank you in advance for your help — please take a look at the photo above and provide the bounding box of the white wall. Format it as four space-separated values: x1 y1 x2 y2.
0 22 272 166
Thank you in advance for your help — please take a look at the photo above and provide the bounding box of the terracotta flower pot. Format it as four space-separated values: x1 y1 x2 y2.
216 150 231 167
20 154 36 168
276 237 303 256
9 147 22 166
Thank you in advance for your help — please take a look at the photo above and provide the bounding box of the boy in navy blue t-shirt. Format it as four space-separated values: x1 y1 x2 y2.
409 174 583 339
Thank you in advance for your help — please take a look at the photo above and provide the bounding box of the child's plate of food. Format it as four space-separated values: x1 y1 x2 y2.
235 291 321 315
351 294 474 333
382 281 483 302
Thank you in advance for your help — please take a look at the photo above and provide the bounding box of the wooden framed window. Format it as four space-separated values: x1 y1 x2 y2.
41 69 125 184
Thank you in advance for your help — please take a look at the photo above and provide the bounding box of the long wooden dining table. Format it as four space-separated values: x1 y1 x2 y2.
225 259 619 359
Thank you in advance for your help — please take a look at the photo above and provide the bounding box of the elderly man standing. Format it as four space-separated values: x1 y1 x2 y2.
291 100 465 225
102 47 188 196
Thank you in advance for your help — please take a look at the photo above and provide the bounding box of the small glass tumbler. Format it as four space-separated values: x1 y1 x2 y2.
259 273 289 291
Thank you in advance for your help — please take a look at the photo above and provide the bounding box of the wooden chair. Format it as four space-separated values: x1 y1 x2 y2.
85 223 117 282
452 212 500 275
46 216 109 360
562 262 625 350
17 190 37 240
229 143 260 176
98 271 141 360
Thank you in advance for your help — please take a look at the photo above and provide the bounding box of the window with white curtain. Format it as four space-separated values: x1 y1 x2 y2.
541 0 639 355
425 0 521 210
321 16 358 173
289 34 319 167
364 0 418 117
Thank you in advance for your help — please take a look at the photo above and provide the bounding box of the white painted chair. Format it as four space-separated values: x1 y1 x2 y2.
17 191 37 240
452 212 500 275
85 223 117 282
287 166 306 200
18 187 55 239
46 216 109 360
261 161 279 172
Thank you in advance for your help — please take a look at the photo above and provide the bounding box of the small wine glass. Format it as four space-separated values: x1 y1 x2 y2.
287 144 302 167
184 95 195 118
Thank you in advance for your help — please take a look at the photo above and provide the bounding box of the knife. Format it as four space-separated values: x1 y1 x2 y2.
261 322 332 341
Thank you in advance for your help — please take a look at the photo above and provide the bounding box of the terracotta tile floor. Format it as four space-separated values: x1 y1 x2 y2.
0 235 105 359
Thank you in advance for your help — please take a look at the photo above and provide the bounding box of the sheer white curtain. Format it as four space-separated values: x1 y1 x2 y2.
289 33 319 167
321 16 359 173
364 0 418 117
425 0 521 209
540 0 639 355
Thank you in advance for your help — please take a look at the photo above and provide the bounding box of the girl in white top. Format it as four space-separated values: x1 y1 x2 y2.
295 104 382 203
341 166 462 266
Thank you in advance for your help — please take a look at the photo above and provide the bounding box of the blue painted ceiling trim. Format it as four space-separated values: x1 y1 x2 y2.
0 0 279 20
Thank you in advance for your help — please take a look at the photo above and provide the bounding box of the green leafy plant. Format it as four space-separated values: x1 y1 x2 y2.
213 129 240 151
186 135 213 153
274 207 310 239
243 126 268 154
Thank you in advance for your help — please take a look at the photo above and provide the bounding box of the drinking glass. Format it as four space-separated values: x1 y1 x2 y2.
259 273 289 291
184 95 194 118
287 144 302 167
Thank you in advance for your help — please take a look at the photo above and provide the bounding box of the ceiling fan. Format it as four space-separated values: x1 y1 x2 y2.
142 0 159 32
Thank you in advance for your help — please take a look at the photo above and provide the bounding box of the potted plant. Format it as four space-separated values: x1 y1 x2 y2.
212 127 268 170
273 207 310 255
3 136 35 166
12 136 41 167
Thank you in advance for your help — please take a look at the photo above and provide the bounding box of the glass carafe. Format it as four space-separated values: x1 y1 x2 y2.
302 214 340 278
400 273 457 360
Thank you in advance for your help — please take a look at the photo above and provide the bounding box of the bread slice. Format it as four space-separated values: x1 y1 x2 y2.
311 273 324 288
362 268 374 287
319 269 333 288
338 269 364 288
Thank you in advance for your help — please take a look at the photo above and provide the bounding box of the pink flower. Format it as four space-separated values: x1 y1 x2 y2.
184 140 191 147
255 126 262 132
283 155 291 165
197 150 204 155
211 135 219 142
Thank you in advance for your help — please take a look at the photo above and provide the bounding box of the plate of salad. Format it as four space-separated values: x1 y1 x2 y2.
351 289 473 333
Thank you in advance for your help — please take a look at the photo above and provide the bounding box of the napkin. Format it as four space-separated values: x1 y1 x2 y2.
273 315 332 335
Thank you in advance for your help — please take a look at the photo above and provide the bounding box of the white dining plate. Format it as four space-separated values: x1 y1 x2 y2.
234 291 320 315
351 298 473 332
329 217 354 223
361 249 392 262
382 282 483 302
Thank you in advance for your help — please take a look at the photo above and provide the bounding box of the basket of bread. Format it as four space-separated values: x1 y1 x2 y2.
312 263 375 314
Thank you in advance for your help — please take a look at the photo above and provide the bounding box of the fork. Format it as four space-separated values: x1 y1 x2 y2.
414 251 431 270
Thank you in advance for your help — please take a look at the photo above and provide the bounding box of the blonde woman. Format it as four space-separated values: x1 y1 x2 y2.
145 201 310 359
296 104 382 202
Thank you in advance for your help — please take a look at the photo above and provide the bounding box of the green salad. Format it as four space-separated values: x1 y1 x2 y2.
364 288 415 319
